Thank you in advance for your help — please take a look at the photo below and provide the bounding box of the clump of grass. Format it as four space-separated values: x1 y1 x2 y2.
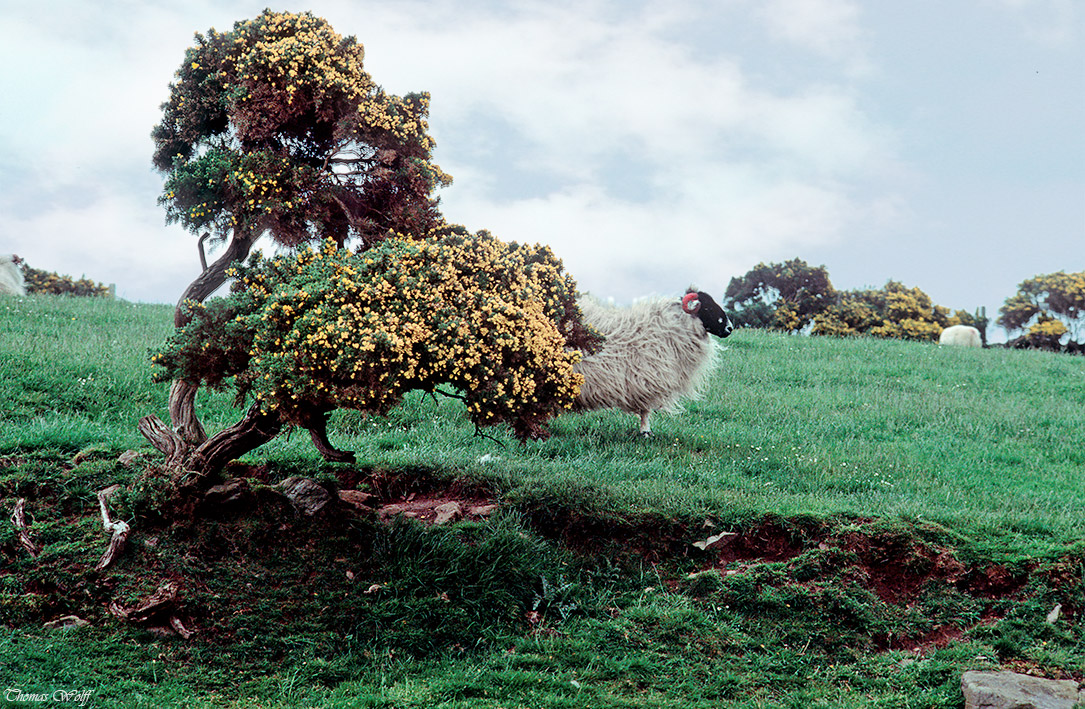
2 294 1083 707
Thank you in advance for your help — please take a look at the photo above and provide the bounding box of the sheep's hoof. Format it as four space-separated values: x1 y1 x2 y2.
637 431 653 439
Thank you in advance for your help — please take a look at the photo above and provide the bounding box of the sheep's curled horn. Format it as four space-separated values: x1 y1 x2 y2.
682 292 701 314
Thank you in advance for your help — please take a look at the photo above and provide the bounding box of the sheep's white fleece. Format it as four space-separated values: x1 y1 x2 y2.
939 324 981 347
574 295 716 425
0 256 25 296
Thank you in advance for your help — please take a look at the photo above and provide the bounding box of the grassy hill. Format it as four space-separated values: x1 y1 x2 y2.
1 294 1082 707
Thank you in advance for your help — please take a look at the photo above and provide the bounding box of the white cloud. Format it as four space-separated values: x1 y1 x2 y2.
759 0 868 65
351 1 894 300
10 0 1070 324
994 0 1080 47
4 190 197 303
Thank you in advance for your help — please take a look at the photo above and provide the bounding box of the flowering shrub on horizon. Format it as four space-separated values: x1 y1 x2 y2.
152 229 599 440
16 257 111 298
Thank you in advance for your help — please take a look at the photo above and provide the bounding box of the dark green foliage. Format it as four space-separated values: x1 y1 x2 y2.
998 271 1085 344
723 259 836 332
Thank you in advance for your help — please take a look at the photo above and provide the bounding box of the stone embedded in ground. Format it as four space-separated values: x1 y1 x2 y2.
275 477 333 516
43 615 90 630
466 503 498 518
204 478 252 507
962 670 1083 709
338 489 377 512
433 501 464 525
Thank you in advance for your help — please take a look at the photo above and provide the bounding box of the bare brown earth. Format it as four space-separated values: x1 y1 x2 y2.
307 468 1079 664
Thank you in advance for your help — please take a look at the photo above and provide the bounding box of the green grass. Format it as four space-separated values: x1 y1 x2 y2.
1 293 1083 707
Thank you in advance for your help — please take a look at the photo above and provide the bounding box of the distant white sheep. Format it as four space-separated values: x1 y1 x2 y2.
0 255 25 296
939 324 982 347
574 288 734 436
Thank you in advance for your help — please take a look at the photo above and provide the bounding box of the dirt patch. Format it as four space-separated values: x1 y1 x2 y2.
960 564 1030 599
711 519 812 565
328 467 502 526
375 495 499 525
517 505 691 563
228 468 1057 612
876 624 967 653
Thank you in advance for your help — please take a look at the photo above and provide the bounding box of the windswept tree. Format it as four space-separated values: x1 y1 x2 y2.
145 230 599 477
152 10 450 443
722 259 836 332
998 271 1085 346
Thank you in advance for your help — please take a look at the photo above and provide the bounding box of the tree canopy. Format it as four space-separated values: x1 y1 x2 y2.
153 230 599 465
152 10 455 443
722 259 836 332
152 10 449 260
997 271 1085 345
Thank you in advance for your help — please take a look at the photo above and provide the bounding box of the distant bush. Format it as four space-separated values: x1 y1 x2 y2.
812 280 955 342
723 259 836 333
17 257 111 297
997 270 1084 350
723 261 970 342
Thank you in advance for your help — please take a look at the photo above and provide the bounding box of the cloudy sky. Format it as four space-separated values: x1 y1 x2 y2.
2 0 1082 338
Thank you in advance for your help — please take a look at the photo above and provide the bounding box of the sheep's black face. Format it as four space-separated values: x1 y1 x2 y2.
691 291 734 339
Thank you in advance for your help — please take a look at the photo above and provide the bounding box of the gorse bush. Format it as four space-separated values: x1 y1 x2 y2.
812 280 956 341
153 229 599 440
724 261 968 342
154 9 447 249
17 260 110 298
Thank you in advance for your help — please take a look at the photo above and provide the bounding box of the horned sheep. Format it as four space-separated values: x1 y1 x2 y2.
574 288 734 436
938 324 982 347
0 255 25 296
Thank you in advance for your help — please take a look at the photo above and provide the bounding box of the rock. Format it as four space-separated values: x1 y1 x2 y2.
339 489 377 512
204 478 252 507
962 670 1083 709
43 615 90 631
466 503 498 518
433 501 463 525
377 502 410 521
276 477 333 516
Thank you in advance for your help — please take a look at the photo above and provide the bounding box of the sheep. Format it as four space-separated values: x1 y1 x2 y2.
938 324 982 347
0 255 25 296
573 288 734 436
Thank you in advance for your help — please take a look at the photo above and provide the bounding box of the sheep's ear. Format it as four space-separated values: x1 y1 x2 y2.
681 292 701 314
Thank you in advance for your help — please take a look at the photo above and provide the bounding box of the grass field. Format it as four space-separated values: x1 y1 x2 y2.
1 293 1083 707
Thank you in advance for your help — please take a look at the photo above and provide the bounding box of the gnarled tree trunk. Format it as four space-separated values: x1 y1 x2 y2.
140 403 283 483
169 230 257 444
186 403 284 477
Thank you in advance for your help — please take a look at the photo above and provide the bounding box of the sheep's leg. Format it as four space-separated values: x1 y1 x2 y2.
638 412 653 438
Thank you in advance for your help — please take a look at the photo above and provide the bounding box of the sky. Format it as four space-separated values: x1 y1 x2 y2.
1 0 1082 340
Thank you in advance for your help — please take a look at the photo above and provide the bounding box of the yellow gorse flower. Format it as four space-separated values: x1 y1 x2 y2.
219 231 587 439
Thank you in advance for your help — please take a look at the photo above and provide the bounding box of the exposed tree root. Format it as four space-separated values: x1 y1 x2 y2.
95 485 130 572
10 498 40 559
137 415 188 469
139 404 284 482
108 579 194 639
